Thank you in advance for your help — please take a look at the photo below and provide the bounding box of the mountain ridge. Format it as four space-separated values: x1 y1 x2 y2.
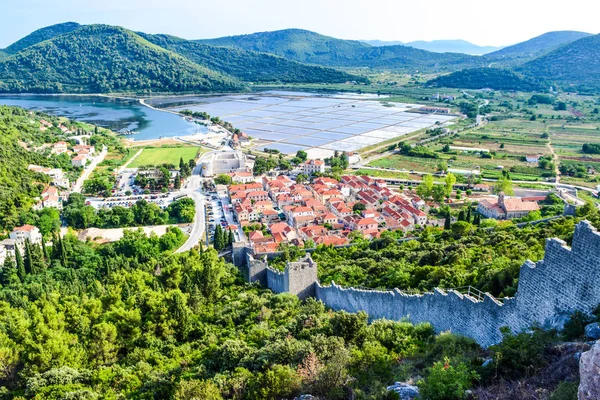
139 32 366 84
197 28 480 71
0 24 245 94
486 30 592 61
517 33 600 91
2 22 81 54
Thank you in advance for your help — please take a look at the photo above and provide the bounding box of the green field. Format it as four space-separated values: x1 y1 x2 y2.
129 146 202 168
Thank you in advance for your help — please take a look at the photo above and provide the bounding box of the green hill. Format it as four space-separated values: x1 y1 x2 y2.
0 24 245 94
139 33 368 84
3 22 81 54
427 68 544 91
0 50 7 61
486 31 591 62
198 28 479 71
198 28 371 64
518 34 600 92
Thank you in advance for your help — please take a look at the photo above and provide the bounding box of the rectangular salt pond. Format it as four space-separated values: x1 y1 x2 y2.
168 93 457 155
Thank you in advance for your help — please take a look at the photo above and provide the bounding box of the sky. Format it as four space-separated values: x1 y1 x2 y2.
0 0 597 48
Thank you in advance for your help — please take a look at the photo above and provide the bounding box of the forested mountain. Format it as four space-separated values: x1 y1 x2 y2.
427 68 544 91
198 28 372 64
0 25 244 94
0 50 7 61
139 33 368 84
2 22 81 55
404 40 501 55
485 30 592 62
198 28 480 71
517 33 600 92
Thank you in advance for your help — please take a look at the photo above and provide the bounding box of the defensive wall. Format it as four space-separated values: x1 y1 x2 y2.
235 221 600 347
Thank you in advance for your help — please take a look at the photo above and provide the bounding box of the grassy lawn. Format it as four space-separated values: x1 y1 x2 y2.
129 146 203 168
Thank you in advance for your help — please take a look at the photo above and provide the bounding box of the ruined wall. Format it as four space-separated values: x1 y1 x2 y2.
316 221 600 347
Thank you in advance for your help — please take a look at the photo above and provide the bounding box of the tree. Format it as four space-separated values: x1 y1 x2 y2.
416 175 434 199
214 174 233 185
418 358 478 400
296 173 309 184
353 202 366 213
296 150 308 162
228 229 234 246
23 239 33 275
214 225 224 251
494 176 514 196
444 213 451 230
14 245 25 281
444 173 456 198
175 379 223 400
432 185 446 203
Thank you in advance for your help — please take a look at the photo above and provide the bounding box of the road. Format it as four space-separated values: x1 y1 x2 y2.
176 162 207 253
72 145 108 193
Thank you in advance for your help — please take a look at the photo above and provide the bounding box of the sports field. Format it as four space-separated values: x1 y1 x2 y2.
129 146 201 168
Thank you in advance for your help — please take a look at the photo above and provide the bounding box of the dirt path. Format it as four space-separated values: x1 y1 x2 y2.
546 135 561 184
118 148 144 172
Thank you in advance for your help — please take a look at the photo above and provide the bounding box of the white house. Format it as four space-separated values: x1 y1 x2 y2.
9 225 42 246
72 155 87 168
302 159 325 175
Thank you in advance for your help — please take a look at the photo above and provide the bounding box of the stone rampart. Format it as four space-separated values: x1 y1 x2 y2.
242 221 600 347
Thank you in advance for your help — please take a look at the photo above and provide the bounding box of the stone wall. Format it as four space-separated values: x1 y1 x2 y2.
317 221 600 347
240 221 600 347
267 266 286 294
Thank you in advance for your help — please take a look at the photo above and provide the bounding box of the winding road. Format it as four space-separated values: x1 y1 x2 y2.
72 145 108 193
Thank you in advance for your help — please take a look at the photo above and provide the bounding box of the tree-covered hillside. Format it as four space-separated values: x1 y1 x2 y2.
2 22 81 55
0 25 245 94
0 107 49 232
427 68 544 91
198 28 372 64
139 33 369 84
485 30 591 62
198 28 480 71
0 50 7 61
518 34 600 92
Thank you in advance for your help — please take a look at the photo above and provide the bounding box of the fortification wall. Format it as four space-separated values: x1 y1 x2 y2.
267 266 286 294
316 221 600 347
241 221 600 347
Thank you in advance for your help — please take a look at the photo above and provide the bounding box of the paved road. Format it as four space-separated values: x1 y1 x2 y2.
72 145 108 193
176 162 207 253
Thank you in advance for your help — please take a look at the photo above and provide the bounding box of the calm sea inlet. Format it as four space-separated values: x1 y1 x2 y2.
0 95 205 140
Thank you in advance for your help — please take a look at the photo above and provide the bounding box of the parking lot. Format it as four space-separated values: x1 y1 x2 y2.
205 190 245 245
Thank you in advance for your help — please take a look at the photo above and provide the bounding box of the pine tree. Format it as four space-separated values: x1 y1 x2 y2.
473 213 481 226
1 257 16 285
228 229 234 246
466 205 472 223
444 213 451 230
15 245 25 281
174 174 181 189
179 157 185 170
60 235 68 267
457 210 466 222
52 232 61 260
24 240 33 275
40 235 49 261
214 225 223 251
